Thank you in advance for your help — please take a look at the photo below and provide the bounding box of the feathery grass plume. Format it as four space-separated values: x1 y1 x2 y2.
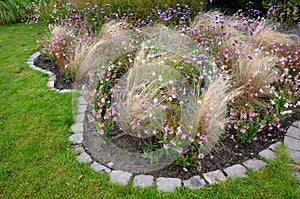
101 20 128 38
250 21 296 48
78 21 133 79
68 41 95 80
192 77 239 154
112 49 191 138
232 47 278 108
71 21 129 80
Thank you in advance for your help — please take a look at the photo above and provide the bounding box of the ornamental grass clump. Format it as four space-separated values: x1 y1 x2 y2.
79 24 233 169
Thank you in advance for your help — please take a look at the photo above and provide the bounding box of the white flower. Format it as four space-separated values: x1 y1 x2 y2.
153 98 158 103
158 75 163 82
259 88 264 93
281 110 292 115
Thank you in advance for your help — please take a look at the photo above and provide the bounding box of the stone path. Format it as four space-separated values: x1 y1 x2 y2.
27 53 300 192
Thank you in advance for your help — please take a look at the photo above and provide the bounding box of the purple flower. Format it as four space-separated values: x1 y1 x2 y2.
235 51 241 56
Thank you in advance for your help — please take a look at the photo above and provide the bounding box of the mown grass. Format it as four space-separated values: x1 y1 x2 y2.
0 23 299 199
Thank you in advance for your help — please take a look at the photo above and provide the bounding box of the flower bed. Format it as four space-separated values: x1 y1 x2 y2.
36 2 300 174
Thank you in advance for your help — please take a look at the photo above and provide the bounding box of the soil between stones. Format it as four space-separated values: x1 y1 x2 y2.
34 55 300 180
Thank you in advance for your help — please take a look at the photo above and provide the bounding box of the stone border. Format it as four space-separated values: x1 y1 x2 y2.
26 52 73 93
27 53 300 192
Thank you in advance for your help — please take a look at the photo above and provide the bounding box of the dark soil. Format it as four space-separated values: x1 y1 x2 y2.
34 55 300 180
34 55 74 90
146 110 300 179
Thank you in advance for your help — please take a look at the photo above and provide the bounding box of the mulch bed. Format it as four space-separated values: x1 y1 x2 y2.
34 55 74 90
34 54 300 179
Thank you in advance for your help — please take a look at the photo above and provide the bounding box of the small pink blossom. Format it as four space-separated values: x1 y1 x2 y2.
99 129 104 135
240 128 246 133
163 143 169 149
177 148 183 154
240 111 247 119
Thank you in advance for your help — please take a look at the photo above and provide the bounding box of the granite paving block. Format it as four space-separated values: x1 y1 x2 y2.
133 175 154 188
109 170 132 185
259 149 276 160
243 159 267 171
183 176 206 189
157 177 181 192
223 164 247 178
203 170 227 185
284 136 300 151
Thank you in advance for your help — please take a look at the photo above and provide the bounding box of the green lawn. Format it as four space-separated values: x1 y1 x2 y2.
0 23 299 199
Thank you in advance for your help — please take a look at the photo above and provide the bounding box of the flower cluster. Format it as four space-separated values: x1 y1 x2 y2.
37 13 91 78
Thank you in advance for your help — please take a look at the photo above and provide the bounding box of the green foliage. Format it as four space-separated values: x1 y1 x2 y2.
208 0 267 15
0 0 31 25
263 0 300 27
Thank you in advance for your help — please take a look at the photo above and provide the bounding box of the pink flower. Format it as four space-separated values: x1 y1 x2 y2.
249 111 256 117
88 115 95 123
163 143 169 149
177 148 183 154
170 140 176 146
99 129 104 135
240 111 247 119
240 129 246 133
163 133 168 140
259 123 266 128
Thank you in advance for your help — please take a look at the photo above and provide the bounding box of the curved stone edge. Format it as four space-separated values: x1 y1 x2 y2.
26 52 73 93
68 91 300 191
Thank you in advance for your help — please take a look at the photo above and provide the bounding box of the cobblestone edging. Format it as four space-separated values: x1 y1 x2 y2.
27 53 300 192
